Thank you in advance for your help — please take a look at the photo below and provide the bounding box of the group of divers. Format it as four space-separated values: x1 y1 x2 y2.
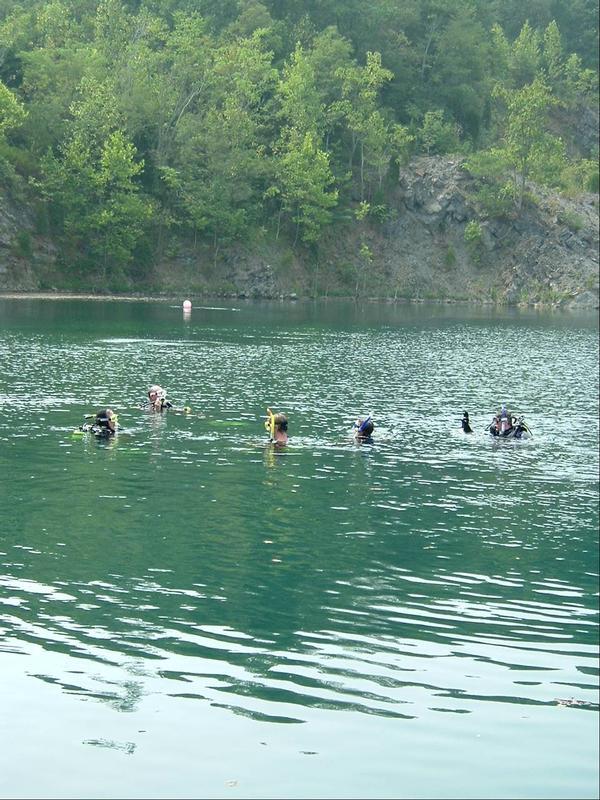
76 385 532 443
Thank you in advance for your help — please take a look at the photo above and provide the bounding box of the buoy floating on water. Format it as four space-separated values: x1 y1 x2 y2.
182 299 192 311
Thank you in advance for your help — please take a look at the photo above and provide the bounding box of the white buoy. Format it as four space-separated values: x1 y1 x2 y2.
182 299 192 311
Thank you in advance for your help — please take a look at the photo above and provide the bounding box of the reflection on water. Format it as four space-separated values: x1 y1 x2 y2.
0 299 598 799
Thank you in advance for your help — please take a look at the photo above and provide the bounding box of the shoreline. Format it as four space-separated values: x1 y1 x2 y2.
0 290 597 312
0 291 168 302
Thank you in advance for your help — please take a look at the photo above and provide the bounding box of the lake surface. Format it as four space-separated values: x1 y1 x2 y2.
0 298 598 799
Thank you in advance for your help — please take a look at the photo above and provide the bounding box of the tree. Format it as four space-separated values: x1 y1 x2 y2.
467 78 564 210
169 29 277 250
417 109 459 155
272 131 338 245
0 78 26 138
494 78 560 206
334 51 394 199
39 79 152 273
277 42 323 139
426 7 492 142
92 130 154 269
509 21 541 87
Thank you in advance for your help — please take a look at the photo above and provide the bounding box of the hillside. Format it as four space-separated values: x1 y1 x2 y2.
0 0 598 308
1 155 597 309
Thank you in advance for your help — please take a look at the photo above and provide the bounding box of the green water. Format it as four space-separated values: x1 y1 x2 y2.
0 298 598 800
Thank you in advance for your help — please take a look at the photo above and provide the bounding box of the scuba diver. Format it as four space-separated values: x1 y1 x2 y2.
499 404 512 434
461 411 473 433
78 408 118 437
353 415 374 442
265 408 288 444
488 404 513 436
488 405 531 439
145 385 173 412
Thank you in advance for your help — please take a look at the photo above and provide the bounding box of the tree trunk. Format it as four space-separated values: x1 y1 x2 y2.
213 231 219 269
349 132 358 171
360 140 365 201
421 18 438 82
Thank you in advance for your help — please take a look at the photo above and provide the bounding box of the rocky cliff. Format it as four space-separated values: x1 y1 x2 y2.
305 156 598 309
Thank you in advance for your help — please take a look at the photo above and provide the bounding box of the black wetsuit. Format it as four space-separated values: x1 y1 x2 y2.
92 410 116 436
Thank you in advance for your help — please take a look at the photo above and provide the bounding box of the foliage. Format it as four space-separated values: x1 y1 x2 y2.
557 209 584 232
0 79 26 137
464 219 482 241
0 0 596 280
464 219 483 263
465 77 576 211
444 245 456 268
416 109 460 155
273 130 338 244
39 125 152 271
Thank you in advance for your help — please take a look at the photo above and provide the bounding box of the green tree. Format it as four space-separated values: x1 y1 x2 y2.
494 78 561 206
169 29 277 251
272 131 338 245
0 78 26 137
278 42 323 138
417 109 460 155
39 80 152 273
426 8 492 142
509 20 541 87
334 51 394 199
467 78 564 210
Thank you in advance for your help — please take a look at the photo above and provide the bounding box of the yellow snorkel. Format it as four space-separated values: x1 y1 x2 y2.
265 408 276 440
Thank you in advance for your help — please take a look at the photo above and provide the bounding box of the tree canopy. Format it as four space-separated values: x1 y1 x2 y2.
0 0 597 275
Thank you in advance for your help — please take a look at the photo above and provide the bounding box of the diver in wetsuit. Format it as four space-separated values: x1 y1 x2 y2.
353 415 375 442
461 411 473 433
146 385 173 412
90 408 117 436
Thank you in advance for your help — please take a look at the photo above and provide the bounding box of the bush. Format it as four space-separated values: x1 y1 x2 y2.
464 220 483 244
417 110 460 155
468 180 516 219
444 246 457 268
13 230 32 259
558 210 584 232
464 220 483 264
588 171 600 193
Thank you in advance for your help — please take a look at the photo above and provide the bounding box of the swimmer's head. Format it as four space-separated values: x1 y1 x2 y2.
273 413 288 433
265 408 287 440
148 385 166 403
96 408 117 430
354 416 374 438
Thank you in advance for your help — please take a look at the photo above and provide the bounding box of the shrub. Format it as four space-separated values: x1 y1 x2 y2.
464 220 483 264
13 230 32 259
444 246 457 268
558 210 584 232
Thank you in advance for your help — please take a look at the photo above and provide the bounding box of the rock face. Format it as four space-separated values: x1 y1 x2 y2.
326 156 598 308
0 156 598 308
0 191 56 291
